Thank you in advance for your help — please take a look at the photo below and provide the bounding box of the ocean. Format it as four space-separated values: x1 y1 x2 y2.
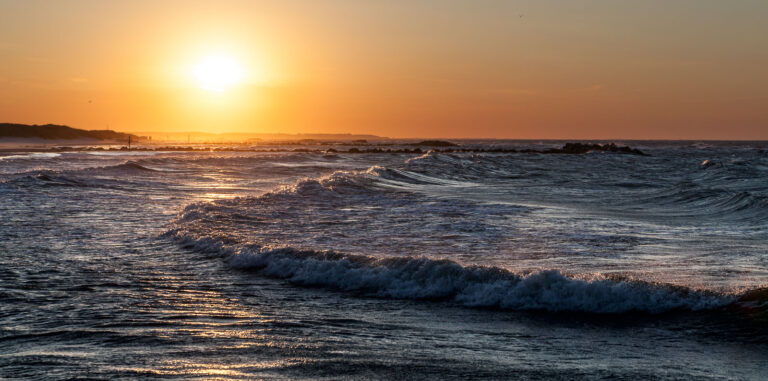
1 140 767 379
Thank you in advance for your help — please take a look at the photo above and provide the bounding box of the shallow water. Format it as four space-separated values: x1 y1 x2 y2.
1 141 767 379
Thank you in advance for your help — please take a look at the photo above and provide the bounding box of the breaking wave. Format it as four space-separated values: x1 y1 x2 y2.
166 229 744 314
2 161 160 188
100 161 158 172
4 172 129 189
165 164 765 315
0 152 62 161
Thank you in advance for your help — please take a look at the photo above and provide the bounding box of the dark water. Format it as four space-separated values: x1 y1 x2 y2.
1 141 767 379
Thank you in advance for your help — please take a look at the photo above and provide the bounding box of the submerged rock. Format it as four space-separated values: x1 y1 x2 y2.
409 140 458 147
547 143 648 156
700 159 720 169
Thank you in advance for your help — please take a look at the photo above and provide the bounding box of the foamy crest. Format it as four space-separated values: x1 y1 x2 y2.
167 229 734 314
0 152 61 161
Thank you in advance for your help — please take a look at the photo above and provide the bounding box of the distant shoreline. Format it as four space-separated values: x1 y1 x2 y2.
0 141 651 156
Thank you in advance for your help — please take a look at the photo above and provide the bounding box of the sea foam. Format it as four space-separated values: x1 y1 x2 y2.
167 228 735 314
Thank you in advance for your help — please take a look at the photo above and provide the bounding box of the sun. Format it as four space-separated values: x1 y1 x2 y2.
191 55 244 92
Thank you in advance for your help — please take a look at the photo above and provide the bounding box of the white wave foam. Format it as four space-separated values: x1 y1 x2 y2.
0 152 61 161
86 151 161 156
405 150 438 163
168 230 733 314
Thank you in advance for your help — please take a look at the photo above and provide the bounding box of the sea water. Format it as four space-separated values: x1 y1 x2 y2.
1 141 767 379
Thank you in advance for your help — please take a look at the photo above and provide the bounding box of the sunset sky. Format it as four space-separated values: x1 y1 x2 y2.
1 0 766 139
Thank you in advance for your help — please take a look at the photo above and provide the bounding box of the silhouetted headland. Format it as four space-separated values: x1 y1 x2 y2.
0 123 140 141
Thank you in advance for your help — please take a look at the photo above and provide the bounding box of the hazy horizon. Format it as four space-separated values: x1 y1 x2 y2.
8 121 768 142
7 122 768 142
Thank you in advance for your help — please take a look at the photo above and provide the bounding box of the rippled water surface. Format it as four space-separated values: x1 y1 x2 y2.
1 141 767 379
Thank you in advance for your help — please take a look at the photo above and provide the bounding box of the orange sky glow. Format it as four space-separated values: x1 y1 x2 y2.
1 0 766 139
